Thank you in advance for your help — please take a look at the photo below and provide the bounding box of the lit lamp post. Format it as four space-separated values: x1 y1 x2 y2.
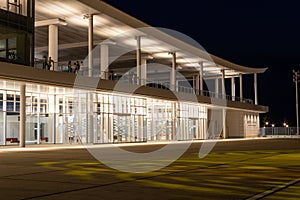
265 121 269 126
293 70 300 135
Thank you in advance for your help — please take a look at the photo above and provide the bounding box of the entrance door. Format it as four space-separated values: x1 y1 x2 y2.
26 114 49 144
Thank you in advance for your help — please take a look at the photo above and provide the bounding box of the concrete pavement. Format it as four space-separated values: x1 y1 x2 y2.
0 138 299 199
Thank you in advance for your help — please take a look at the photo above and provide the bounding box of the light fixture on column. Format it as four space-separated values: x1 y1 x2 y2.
293 69 300 135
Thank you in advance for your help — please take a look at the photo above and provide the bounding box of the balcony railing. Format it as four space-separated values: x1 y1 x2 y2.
34 61 255 104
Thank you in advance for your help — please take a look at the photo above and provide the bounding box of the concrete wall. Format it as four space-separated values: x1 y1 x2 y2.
226 110 260 138
226 110 245 138
244 113 260 137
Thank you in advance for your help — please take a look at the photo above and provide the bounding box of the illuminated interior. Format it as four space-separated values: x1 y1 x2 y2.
0 0 268 145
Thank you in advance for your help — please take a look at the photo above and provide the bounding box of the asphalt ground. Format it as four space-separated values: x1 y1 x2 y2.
0 138 300 200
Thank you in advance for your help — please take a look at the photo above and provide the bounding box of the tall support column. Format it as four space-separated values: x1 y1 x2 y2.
136 36 142 85
221 69 225 99
231 77 236 101
200 62 204 96
239 74 243 102
215 78 219 98
222 108 226 139
37 93 41 144
100 44 109 80
86 92 94 144
3 89 7 145
141 58 147 85
254 73 258 105
48 24 58 71
19 84 26 147
88 14 94 77
53 94 56 144
195 75 200 93
170 52 176 91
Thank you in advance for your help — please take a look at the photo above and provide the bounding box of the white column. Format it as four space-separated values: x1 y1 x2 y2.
222 108 226 139
141 58 147 85
100 44 109 80
170 52 176 91
200 62 204 96
231 77 235 101
37 93 41 144
48 24 58 71
239 74 243 102
19 84 26 147
254 73 258 105
86 93 94 143
195 75 200 92
215 78 219 98
136 36 142 85
3 89 7 145
88 14 94 77
52 94 56 144
221 70 225 99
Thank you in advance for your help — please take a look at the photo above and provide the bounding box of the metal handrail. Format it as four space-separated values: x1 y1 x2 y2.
33 61 255 104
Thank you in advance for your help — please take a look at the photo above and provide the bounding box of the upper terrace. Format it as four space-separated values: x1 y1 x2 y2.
1 0 268 110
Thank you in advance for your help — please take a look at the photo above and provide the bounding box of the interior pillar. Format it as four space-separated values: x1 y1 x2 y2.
231 77 235 101
19 84 26 147
200 62 204 96
170 52 176 91
254 73 258 105
100 44 109 80
221 69 225 99
215 78 219 98
136 36 142 85
48 24 58 71
141 58 147 85
88 14 94 77
239 74 243 102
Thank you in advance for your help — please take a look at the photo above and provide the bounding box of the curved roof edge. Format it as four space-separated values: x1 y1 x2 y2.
210 54 268 74
79 0 268 74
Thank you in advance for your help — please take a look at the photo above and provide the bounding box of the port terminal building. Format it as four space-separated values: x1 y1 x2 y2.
0 0 268 146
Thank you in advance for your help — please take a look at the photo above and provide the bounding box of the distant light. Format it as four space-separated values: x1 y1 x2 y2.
265 122 269 125
286 125 289 128
272 124 275 127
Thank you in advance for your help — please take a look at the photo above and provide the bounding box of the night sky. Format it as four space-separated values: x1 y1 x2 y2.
105 0 300 127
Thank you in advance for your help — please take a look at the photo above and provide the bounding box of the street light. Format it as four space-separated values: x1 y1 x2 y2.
265 121 269 126
272 124 275 135
293 70 300 135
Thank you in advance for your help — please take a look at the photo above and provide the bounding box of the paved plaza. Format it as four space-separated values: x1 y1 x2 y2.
0 138 300 200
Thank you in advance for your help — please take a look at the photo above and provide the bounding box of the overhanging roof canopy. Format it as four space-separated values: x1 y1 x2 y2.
35 0 267 79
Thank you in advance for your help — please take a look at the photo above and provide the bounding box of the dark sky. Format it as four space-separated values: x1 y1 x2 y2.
105 0 300 126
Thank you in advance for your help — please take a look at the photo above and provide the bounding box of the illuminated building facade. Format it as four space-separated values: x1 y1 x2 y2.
0 0 268 146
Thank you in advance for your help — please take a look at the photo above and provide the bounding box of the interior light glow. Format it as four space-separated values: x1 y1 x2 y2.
176 58 200 64
203 67 219 72
36 1 81 17
152 52 173 58
94 26 130 37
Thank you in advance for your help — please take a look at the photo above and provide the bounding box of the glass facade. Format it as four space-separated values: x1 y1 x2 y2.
0 0 34 66
0 79 209 145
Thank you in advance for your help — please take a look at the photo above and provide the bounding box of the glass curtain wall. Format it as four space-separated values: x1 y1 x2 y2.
147 99 174 141
0 0 34 66
0 0 32 16
0 89 21 145
26 91 52 144
178 103 207 140
0 80 209 145
94 93 146 144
